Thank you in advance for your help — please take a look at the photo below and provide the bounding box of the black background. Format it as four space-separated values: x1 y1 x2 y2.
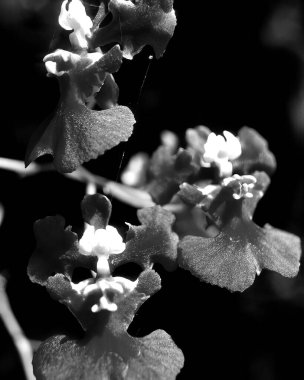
1 1 304 379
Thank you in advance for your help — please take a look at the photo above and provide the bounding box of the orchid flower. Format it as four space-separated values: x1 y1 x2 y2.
202 131 242 177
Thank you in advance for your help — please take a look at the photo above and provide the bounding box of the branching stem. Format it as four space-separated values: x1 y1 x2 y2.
0 158 154 209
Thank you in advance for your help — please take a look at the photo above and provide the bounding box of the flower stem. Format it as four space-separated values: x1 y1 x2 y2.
0 274 35 380
0 157 154 208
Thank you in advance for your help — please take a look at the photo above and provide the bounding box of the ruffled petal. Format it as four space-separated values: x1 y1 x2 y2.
178 173 301 292
178 219 301 292
110 206 178 271
26 46 135 173
25 94 135 173
33 270 184 380
92 0 177 59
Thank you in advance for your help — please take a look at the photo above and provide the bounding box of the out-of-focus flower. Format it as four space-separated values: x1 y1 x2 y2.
120 131 198 205
119 126 276 209
121 153 149 187
186 126 277 176
202 131 242 177
221 174 256 200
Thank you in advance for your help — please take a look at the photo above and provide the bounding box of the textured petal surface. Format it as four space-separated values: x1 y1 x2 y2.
26 46 135 173
110 206 178 271
33 270 184 380
26 97 135 173
92 0 177 59
179 216 301 292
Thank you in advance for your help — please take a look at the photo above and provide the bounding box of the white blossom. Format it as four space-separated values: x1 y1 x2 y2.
59 0 93 49
79 224 125 277
202 131 242 177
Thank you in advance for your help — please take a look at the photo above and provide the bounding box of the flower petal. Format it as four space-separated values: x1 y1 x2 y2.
233 127 277 175
257 224 301 277
92 0 177 59
28 215 97 286
94 74 119 110
25 98 135 173
178 206 301 292
81 194 112 230
110 206 179 271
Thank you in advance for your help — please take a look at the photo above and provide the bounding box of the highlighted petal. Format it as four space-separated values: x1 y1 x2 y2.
92 0 177 59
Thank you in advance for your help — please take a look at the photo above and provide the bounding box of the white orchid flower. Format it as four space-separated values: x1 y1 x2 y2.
79 224 126 277
59 0 93 49
202 131 242 177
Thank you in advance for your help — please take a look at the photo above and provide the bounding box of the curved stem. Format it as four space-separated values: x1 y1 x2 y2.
0 158 154 209
0 274 35 380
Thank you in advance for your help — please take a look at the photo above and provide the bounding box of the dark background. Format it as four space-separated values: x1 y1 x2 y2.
1 0 304 379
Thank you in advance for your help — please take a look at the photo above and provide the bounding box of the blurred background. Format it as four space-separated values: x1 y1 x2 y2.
1 0 304 379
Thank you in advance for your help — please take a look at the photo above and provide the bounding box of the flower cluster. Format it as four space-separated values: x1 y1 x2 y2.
25 1 302 379
202 130 242 177
25 0 177 173
119 126 300 292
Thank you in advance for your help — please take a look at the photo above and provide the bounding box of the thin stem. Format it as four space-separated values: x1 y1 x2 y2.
0 274 35 380
0 157 53 177
0 157 154 209
66 166 155 208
